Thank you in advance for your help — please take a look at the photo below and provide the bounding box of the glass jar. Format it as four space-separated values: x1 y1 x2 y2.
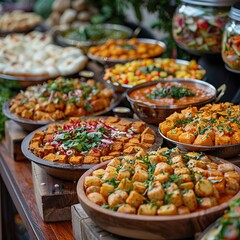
172 0 237 55
222 2 240 72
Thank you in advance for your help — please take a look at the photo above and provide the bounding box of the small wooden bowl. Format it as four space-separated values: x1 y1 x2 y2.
77 157 240 240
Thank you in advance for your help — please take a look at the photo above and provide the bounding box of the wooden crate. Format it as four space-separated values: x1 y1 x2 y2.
71 204 124 240
4 120 27 161
32 163 78 222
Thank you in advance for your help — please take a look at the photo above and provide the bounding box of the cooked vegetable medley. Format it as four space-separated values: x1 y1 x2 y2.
203 198 240 240
9 77 114 121
84 147 240 215
29 116 156 164
222 33 240 71
159 103 240 146
89 38 165 61
104 58 205 87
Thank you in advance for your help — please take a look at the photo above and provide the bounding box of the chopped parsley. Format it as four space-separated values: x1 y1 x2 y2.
147 85 195 100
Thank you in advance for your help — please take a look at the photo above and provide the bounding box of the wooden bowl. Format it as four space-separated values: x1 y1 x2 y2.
126 79 220 125
77 157 240 240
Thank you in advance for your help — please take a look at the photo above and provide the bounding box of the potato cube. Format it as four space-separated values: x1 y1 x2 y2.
154 172 169 183
108 190 128 208
43 153 56 161
88 149 101 157
118 178 133 191
83 156 99 164
231 132 240 144
86 186 100 195
100 183 115 198
195 179 214 197
92 169 106 178
178 132 195 144
100 156 113 162
179 182 194 191
157 204 177 216
182 189 198 212
117 204 136 214
199 197 217 209
132 170 148 182
117 169 131 181
177 206 190 215
126 191 145 208
111 142 123 151
147 184 165 201
108 157 121 167
141 133 155 144
133 181 147 194
225 177 240 195
84 176 101 189
166 190 183 207
215 135 231 146
218 163 236 173
154 162 173 175
224 171 240 183
166 128 183 142
193 134 213 146
87 192 106 205
131 121 146 133
208 177 225 194
159 120 174 136
69 156 83 164
101 171 117 181
138 204 157 215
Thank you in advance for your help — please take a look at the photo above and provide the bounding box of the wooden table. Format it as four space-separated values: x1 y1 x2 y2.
0 142 74 240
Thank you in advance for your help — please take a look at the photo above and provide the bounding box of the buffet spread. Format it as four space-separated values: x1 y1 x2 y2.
1 1 240 240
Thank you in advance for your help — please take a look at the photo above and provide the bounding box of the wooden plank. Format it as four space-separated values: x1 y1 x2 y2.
32 162 78 222
0 142 74 240
4 120 27 161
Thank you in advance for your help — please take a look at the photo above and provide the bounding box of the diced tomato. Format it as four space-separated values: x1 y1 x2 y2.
135 70 142 76
197 19 209 30
146 74 152 81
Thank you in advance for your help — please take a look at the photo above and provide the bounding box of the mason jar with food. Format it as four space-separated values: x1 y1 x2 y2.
222 2 240 72
172 0 237 55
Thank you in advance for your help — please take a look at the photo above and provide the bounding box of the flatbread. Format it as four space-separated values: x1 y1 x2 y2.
0 31 88 79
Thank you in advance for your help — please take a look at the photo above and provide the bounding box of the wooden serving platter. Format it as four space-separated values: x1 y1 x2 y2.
32 162 78 222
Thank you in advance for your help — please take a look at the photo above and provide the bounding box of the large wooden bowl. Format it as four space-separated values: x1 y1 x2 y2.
77 157 240 240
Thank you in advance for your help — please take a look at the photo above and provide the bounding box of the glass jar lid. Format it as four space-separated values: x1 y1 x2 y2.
229 2 240 20
181 0 237 7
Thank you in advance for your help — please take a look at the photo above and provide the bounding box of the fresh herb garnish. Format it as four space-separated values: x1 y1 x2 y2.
147 85 195 100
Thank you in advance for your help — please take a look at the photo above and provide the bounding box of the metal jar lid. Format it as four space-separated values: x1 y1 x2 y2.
181 0 237 7
229 2 240 20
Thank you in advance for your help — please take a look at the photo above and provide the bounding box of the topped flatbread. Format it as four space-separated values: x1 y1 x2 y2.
0 10 42 33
